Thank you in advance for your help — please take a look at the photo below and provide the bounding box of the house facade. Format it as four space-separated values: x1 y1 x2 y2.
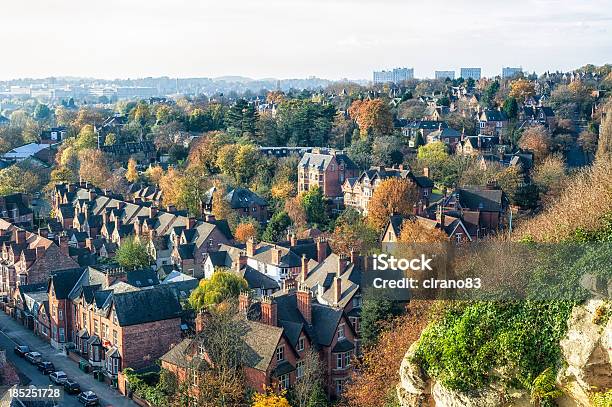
297 149 359 200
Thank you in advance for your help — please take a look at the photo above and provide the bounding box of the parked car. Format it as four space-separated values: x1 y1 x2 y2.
36 361 56 375
49 371 68 385
14 345 30 357
64 379 81 395
77 391 99 406
25 351 42 364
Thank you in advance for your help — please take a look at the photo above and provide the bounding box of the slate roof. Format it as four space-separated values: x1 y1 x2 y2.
298 151 358 171
243 320 284 371
237 266 280 291
456 187 506 212
112 285 182 326
160 338 194 369
126 269 160 288
225 188 268 209
480 109 508 122
49 268 85 299
303 253 361 308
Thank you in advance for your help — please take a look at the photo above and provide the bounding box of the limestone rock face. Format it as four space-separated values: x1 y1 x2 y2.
558 299 612 406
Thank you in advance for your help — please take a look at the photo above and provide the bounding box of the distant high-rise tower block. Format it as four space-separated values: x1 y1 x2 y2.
373 67 414 84
460 68 481 80
502 67 522 79
435 70 455 80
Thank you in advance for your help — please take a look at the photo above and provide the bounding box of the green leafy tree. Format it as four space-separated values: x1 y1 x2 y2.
188 270 248 310
33 104 51 121
360 289 404 347
262 211 291 242
300 186 327 225
115 236 151 270
503 97 519 119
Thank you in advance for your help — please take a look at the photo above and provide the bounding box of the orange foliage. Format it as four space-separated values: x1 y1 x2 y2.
341 301 432 407
519 125 552 163
399 219 449 243
234 222 258 243
367 178 419 231
348 99 394 138
508 78 535 101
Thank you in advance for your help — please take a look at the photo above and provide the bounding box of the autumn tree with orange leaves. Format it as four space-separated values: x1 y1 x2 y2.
341 301 432 407
367 178 419 231
234 222 258 243
399 218 449 243
508 78 536 101
348 99 394 139
519 125 552 163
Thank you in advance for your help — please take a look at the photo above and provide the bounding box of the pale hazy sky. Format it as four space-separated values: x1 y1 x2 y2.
1 0 611 80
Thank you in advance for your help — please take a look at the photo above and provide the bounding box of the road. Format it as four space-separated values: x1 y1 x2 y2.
0 312 135 407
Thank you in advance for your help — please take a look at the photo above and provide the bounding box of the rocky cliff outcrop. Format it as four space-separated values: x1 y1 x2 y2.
397 299 611 407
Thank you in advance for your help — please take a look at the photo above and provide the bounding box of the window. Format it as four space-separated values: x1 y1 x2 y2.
349 316 360 334
199 342 205 355
59 328 65 342
102 323 108 339
113 312 118 325
279 374 290 390
336 353 343 369
344 351 351 367
423 190 429 197
352 296 362 308
94 320 99 335
113 330 118 345
479 121 485 128
455 233 463 243
58 309 63 321
297 337 305 352
275 345 285 362
337 323 345 340
335 379 345 395
296 361 304 379
192 371 198 386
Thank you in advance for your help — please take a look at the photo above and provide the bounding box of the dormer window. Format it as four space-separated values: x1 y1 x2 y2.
337 323 345 340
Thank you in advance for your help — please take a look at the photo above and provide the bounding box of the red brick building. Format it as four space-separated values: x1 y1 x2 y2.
161 284 358 400
298 149 359 201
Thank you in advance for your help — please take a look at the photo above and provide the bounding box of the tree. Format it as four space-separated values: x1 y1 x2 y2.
342 301 432 407
125 158 139 183
417 141 449 167
74 125 97 150
359 289 406 348
300 187 327 225
398 219 448 243
188 270 248 310
329 209 379 257
0 166 41 195
252 392 291 407
367 178 419 231
188 131 230 174
284 196 307 232
577 128 598 160
192 304 249 406
519 125 552 163
33 104 51 121
262 211 291 242
226 99 258 137
532 154 567 207
115 236 151 270
502 97 519 119
234 221 258 243
78 149 111 188
482 81 500 108
509 79 536 101
348 99 394 139
371 135 404 167
144 165 164 186
289 349 327 407
596 108 612 160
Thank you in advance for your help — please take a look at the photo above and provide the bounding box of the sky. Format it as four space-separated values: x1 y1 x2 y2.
1 0 611 81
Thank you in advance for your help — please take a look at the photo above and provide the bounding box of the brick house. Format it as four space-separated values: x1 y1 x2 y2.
478 109 508 137
342 166 434 215
0 193 34 227
0 219 78 299
297 149 359 200
45 265 183 376
439 186 509 239
201 187 269 223
381 213 472 245
161 284 358 399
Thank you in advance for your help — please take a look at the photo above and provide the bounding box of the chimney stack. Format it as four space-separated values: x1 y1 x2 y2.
149 206 158 219
301 254 309 282
85 237 94 252
333 276 342 306
238 291 251 313
88 190 96 202
15 229 26 244
337 255 347 277
246 238 256 257
204 214 216 223
187 217 196 230
316 238 327 263
290 234 298 247
271 246 282 265
350 249 360 269
423 167 430 178
57 235 69 256
296 284 312 324
235 251 247 272
260 296 277 326
195 310 210 334
35 246 45 259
